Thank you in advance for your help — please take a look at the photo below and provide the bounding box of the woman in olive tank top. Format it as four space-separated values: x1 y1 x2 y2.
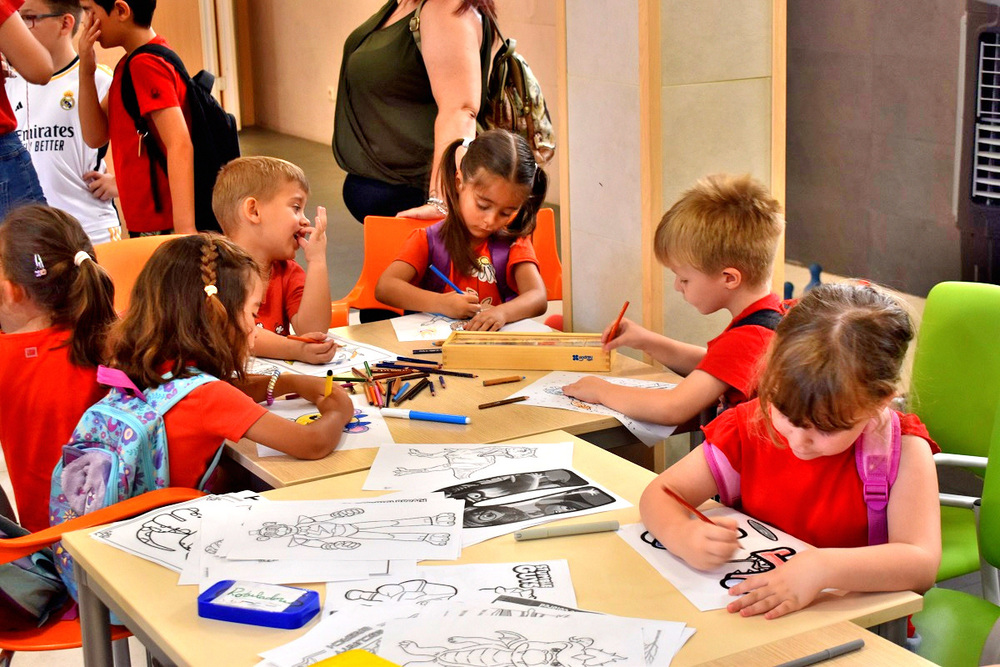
333 0 494 224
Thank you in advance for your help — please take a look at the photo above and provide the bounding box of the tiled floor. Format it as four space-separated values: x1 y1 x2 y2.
0 129 976 665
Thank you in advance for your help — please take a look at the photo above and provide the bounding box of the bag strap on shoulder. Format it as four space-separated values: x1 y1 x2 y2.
855 409 902 546
730 309 783 331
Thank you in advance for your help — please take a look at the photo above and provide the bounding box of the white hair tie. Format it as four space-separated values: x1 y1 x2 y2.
204 284 218 298
73 251 91 267
461 137 473 148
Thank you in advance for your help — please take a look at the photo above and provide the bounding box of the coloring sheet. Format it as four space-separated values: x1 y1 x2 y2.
378 614 645 667
252 334 395 378
322 560 576 615
256 393 394 457
509 371 679 445
617 507 815 611
389 312 552 342
224 497 464 562
363 442 574 492
89 491 264 573
434 467 631 547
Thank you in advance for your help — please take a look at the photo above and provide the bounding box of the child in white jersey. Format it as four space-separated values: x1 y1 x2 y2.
6 0 121 244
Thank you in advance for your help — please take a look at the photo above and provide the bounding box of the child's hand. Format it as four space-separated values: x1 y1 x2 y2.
677 516 741 571
464 305 508 331
78 12 100 76
440 291 481 319
300 206 328 264
315 385 354 417
84 171 117 201
561 376 610 405
726 548 825 619
602 317 646 351
294 332 338 364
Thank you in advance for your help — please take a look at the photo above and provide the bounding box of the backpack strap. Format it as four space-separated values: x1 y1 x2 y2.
855 409 902 546
96 365 146 402
146 371 216 415
421 221 517 303
488 235 515 303
729 308 783 331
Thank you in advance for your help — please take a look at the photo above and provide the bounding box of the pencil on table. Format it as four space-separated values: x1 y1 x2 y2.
478 396 529 410
407 378 431 401
482 375 526 387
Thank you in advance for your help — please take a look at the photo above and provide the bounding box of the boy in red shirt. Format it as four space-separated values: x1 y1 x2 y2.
212 156 337 364
563 174 784 426
76 0 195 235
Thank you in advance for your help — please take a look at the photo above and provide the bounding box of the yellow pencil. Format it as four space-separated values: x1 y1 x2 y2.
324 370 334 397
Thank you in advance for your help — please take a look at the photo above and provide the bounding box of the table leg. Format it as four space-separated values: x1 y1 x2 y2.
75 561 114 667
872 617 908 645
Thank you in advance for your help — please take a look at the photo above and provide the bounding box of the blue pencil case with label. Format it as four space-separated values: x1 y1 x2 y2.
197 580 320 629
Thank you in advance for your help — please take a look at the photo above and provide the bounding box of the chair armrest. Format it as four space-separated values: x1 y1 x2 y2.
330 299 350 328
941 492 981 510
934 453 988 470
0 488 204 564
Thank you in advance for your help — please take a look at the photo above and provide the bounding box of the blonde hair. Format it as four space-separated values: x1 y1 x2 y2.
654 174 783 287
757 282 913 434
212 156 310 233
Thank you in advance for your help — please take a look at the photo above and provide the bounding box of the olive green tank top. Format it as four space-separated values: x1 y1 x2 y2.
333 0 492 190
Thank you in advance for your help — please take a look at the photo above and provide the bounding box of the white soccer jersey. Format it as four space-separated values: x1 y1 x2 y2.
6 58 121 244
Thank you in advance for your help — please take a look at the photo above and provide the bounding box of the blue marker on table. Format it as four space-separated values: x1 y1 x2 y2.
381 408 470 425
429 264 464 294
392 382 410 402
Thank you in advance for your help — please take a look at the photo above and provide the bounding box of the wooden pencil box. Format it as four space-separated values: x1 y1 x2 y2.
441 331 613 371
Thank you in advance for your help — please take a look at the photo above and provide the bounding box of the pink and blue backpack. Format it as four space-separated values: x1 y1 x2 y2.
48 366 223 598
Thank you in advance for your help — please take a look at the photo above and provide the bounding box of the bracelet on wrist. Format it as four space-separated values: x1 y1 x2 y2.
426 197 448 216
266 369 281 406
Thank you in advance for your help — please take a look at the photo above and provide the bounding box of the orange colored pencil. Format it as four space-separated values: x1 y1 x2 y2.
660 484 714 525
608 300 630 342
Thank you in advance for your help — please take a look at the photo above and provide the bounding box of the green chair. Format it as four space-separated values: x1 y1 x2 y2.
908 281 1000 599
912 405 1000 666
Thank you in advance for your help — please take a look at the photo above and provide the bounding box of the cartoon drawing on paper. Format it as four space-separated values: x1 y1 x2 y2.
644 630 661 664
346 579 459 604
479 586 537 599
250 508 456 550
289 408 370 434
462 487 616 528
134 507 200 552
439 469 586 503
394 446 537 480
396 632 626 667
748 518 778 541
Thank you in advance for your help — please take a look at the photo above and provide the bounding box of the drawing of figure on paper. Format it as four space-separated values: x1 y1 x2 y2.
462 487 616 528
346 579 458 604
344 409 371 434
249 508 456 550
479 586 537 599
394 446 537 480
398 631 626 667
133 507 200 553
720 547 796 589
439 469 586 503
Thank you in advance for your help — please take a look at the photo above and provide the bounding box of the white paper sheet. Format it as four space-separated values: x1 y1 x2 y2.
256 393 395 457
617 507 815 611
322 560 576 615
363 441 574 491
389 312 552 342
509 371 679 446
223 497 464 561
251 334 395 378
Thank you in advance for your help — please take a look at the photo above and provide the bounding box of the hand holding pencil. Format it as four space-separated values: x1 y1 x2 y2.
601 315 646 352
660 484 741 571
287 332 339 364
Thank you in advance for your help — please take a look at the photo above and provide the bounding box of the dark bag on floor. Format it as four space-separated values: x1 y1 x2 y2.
120 43 241 233
0 515 67 630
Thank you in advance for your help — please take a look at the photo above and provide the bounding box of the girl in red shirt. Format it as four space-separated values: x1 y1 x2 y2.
639 283 941 619
104 234 354 489
376 130 548 331
0 204 116 531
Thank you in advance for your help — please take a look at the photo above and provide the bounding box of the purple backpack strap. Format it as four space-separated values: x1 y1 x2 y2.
855 409 902 546
421 221 517 302
95 365 146 402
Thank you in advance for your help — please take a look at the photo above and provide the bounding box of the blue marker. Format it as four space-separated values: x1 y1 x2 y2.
429 264 464 294
392 382 410 402
381 408 470 425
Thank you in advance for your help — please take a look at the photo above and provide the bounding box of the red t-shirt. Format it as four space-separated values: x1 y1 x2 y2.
701 399 939 548
696 293 783 408
161 379 266 488
0 1 23 134
0 327 107 532
396 230 538 307
256 260 306 335
108 35 189 233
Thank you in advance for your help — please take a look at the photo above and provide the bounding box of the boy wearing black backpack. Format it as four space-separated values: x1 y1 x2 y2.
77 0 236 235
562 174 786 426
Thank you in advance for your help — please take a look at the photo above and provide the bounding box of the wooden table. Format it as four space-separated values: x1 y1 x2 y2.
226 320 682 488
65 431 922 667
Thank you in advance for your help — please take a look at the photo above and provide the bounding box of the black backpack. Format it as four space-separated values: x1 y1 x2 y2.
120 44 240 233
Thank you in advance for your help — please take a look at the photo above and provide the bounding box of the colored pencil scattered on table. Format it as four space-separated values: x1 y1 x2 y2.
478 396 529 410
482 375 526 387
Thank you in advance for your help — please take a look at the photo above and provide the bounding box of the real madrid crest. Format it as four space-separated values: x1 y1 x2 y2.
60 91 75 110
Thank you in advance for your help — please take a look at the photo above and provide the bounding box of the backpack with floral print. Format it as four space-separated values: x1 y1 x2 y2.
48 366 221 598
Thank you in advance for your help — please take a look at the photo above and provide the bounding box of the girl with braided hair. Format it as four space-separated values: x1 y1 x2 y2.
106 233 354 490
0 204 115 531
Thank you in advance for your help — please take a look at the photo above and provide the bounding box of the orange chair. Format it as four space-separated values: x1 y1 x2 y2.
330 217 436 326
94 234 186 315
0 487 204 665
532 208 562 301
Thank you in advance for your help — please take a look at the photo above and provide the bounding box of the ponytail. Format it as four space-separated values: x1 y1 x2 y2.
0 205 116 367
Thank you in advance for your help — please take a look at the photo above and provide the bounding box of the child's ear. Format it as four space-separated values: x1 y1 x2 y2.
721 267 743 290
242 197 262 226
112 0 130 21
0 278 24 304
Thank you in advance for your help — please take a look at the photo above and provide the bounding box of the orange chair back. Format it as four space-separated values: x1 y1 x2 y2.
94 234 186 315
332 217 436 316
531 208 562 300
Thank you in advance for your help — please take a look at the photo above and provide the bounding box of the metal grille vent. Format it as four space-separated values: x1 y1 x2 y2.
974 33 1000 204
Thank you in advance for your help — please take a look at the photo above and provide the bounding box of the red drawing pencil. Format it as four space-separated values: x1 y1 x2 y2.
660 485 713 525
609 300 630 342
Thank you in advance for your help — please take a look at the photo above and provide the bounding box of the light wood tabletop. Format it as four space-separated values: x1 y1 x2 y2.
64 430 922 667
226 319 682 488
